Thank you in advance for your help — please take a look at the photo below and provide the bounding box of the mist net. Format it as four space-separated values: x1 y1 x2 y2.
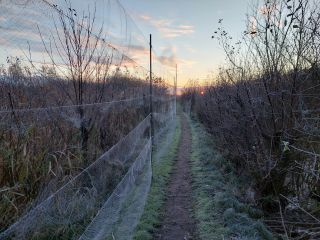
0 0 177 239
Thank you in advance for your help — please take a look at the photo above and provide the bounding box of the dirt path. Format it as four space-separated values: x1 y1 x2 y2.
154 113 196 240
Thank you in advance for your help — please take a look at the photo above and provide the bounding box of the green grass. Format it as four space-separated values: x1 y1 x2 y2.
189 114 274 240
133 117 181 240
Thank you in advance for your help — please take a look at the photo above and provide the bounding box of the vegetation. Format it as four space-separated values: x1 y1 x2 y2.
189 114 273 240
0 58 151 232
133 117 181 240
182 0 320 237
0 2 169 233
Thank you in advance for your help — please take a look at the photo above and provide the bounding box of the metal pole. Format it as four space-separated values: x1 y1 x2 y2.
149 34 153 144
175 64 178 114
175 64 177 93
149 34 154 182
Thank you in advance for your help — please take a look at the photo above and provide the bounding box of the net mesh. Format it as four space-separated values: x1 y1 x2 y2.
0 115 151 239
0 0 177 238
78 140 152 240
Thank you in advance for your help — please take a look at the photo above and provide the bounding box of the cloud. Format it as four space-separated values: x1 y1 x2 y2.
156 45 177 67
0 4 53 55
109 43 149 65
179 25 194 30
158 55 176 67
156 45 196 68
138 14 152 21
121 44 149 68
159 25 194 38
137 14 194 38
111 43 196 74
128 44 149 58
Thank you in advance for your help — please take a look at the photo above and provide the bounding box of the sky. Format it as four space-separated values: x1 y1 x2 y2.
0 0 258 87
118 0 254 86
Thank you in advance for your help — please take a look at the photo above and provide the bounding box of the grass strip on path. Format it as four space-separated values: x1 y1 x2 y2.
133 116 181 240
189 114 274 240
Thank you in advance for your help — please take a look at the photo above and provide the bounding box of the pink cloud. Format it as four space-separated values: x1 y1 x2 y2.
138 14 152 21
137 14 195 38
179 25 194 30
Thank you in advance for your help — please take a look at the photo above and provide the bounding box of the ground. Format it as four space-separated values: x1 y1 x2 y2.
154 113 196 240
134 111 272 240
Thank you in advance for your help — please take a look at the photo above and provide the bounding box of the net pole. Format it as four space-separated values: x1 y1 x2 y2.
175 64 178 114
149 34 153 143
149 33 154 183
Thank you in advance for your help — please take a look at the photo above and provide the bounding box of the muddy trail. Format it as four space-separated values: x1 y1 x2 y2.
154 113 196 240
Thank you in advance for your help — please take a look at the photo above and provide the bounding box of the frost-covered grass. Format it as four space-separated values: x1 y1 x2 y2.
133 117 181 240
189 114 274 240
